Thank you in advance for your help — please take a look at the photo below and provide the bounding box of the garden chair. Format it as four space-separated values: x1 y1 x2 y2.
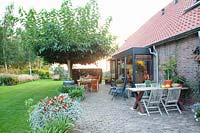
90 79 98 92
111 77 128 100
161 88 182 115
109 80 117 94
142 88 163 116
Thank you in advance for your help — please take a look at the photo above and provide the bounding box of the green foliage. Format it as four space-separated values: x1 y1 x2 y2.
0 4 22 71
172 75 186 84
18 0 117 66
50 65 66 80
21 69 50 79
65 77 72 80
0 74 18 86
195 109 200 122
25 98 36 113
35 117 74 133
115 79 123 84
51 65 65 75
70 88 85 100
184 80 200 101
160 57 177 80
58 85 85 100
103 71 111 79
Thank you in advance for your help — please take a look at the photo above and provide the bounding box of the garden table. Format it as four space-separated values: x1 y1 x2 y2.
127 86 188 113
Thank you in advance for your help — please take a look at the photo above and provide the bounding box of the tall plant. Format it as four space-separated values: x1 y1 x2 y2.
160 57 177 80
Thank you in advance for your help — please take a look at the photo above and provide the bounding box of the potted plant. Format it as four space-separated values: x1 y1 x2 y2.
63 77 75 86
115 79 123 87
160 57 177 87
172 75 185 87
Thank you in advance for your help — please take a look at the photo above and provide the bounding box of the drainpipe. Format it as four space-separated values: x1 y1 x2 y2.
149 46 159 83
198 31 200 46
124 56 127 78
198 31 200 93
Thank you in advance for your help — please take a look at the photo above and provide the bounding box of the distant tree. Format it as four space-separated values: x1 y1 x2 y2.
0 4 18 72
18 0 117 77
18 8 38 75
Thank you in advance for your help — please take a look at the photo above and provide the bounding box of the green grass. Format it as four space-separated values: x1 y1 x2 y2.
0 80 62 133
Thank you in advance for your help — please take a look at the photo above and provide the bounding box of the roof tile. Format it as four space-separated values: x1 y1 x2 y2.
116 0 200 54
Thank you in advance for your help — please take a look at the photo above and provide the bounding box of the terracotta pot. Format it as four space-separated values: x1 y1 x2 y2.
164 80 173 87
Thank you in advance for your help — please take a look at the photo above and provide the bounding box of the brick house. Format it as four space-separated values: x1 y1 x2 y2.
111 0 200 87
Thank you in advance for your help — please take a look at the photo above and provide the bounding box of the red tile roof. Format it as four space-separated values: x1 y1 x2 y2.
116 0 200 55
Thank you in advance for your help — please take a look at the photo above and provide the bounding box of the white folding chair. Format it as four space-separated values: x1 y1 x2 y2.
161 88 182 115
135 83 149 99
142 88 163 116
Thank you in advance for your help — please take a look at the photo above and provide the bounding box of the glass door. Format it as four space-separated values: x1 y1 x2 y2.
135 55 152 83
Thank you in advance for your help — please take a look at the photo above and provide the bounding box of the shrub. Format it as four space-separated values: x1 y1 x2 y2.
190 103 200 122
70 89 85 100
17 74 40 83
34 69 50 79
115 79 123 84
0 74 18 86
21 69 50 79
184 80 200 101
58 85 85 100
50 65 66 80
26 94 82 131
195 109 200 122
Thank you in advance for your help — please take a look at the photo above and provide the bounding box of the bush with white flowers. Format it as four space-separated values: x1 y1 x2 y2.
190 103 200 122
194 109 200 122
27 93 82 131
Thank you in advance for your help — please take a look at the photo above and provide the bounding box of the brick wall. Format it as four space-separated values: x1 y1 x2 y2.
156 33 199 82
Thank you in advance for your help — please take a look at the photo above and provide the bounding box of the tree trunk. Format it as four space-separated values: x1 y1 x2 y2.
4 61 8 73
67 60 73 78
29 61 32 75
2 40 8 73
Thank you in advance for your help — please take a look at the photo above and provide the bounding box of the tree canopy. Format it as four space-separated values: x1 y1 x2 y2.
19 0 117 66
0 0 117 76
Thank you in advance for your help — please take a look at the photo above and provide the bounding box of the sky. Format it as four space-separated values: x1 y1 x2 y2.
0 0 172 46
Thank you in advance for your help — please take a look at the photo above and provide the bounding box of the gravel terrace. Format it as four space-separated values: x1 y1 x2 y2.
72 84 200 133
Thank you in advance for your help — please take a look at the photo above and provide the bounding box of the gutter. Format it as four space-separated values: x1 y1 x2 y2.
185 1 200 13
147 27 200 48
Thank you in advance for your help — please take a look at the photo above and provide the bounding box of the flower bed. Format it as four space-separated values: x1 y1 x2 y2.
26 94 82 132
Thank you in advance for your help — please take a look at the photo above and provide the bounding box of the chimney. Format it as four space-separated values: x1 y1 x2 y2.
174 0 178 4
161 8 165 15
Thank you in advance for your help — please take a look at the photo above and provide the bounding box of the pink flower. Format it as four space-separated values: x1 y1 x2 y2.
44 106 47 111
62 105 66 109
59 95 64 99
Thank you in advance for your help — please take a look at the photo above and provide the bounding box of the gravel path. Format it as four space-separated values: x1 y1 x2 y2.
72 85 200 133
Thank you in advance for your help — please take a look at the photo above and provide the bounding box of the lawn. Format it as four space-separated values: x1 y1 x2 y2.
0 80 63 133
